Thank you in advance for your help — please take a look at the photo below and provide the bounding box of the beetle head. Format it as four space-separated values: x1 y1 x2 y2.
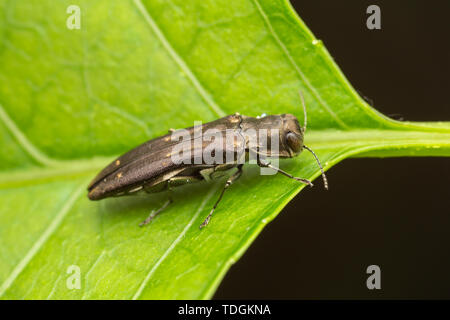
283 91 328 190
280 113 304 157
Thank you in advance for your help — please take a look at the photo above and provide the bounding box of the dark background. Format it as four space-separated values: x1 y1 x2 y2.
215 0 450 299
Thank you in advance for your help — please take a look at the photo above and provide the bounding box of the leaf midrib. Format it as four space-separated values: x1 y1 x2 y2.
1 128 449 189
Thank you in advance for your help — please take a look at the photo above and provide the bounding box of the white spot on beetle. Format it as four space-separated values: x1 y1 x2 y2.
129 186 143 193
257 113 267 119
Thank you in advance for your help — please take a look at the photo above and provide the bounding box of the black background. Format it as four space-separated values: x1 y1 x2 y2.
215 0 450 299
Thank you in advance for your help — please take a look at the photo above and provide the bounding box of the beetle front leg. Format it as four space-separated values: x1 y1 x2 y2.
200 164 243 229
257 159 313 187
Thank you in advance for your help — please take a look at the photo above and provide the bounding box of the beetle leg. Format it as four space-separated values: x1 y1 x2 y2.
139 179 179 227
139 198 172 227
257 159 313 187
199 167 214 182
200 164 243 229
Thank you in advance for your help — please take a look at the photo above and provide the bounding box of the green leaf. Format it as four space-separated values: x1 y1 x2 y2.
0 0 448 299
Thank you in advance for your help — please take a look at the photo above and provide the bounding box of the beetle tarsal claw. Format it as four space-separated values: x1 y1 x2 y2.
294 177 313 187
139 211 155 227
199 215 211 229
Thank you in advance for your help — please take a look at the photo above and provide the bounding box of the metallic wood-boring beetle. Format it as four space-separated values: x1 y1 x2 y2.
87 92 328 228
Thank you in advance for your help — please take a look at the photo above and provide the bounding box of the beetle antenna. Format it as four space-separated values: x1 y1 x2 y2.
298 90 307 133
303 145 328 190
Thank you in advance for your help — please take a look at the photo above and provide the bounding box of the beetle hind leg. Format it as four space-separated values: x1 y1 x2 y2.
139 180 176 227
139 198 172 227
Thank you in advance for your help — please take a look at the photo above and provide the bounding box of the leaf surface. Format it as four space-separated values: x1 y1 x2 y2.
0 0 448 299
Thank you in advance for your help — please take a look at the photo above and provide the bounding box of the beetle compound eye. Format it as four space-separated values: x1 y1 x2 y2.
286 132 302 154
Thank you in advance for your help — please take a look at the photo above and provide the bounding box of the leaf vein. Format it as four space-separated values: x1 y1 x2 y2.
251 0 349 129
133 0 226 118
0 103 60 167
132 185 218 300
0 181 86 297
